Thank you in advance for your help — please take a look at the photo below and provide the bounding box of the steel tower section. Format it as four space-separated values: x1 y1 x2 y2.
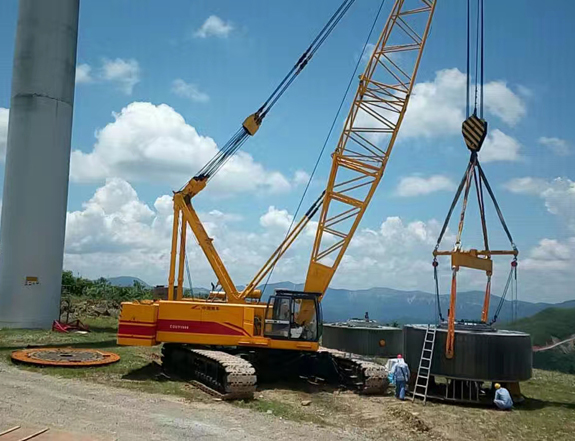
0 0 80 328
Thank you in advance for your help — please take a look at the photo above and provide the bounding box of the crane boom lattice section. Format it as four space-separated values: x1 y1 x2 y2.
305 0 436 295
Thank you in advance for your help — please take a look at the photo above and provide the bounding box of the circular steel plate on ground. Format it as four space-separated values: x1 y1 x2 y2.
11 348 120 367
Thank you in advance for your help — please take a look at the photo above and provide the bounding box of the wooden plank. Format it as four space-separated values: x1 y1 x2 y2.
17 428 49 441
0 427 21 437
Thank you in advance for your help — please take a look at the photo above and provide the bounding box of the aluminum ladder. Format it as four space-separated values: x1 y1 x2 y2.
412 324 436 404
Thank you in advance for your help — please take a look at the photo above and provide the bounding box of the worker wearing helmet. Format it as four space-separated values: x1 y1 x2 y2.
391 354 410 401
493 383 513 410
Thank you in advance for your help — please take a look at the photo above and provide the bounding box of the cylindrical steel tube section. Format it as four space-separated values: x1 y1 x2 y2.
0 0 80 328
322 323 403 357
403 325 532 382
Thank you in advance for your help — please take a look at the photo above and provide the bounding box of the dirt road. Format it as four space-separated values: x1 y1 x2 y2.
0 364 367 441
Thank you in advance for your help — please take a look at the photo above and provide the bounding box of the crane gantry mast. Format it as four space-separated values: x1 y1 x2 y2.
305 0 435 295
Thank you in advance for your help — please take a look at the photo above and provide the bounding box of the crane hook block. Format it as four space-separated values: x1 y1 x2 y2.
243 113 261 136
462 114 488 152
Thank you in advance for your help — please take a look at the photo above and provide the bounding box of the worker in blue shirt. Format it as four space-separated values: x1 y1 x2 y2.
493 383 513 410
391 354 410 400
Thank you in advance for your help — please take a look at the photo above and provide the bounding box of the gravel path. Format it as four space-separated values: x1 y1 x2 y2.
0 364 368 441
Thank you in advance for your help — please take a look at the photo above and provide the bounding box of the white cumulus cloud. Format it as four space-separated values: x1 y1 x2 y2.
504 177 550 195
483 81 526 125
520 237 575 300
539 136 570 156
293 170 310 186
480 129 522 162
260 206 293 231
400 68 526 139
64 179 454 293
66 178 156 255
74 59 141 93
194 16 234 39
505 177 575 232
171 79 210 103
75 64 93 84
63 180 566 301
396 174 455 197
504 176 575 300
70 102 291 195
100 58 141 95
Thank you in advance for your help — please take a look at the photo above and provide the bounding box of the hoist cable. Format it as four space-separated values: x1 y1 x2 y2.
191 0 356 184
259 0 353 115
473 0 480 115
185 253 193 298
513 263 518 322
455 155 476 248
466 0 470 117
477 163 516 249
262 0 356 119
261 0 387 295
473 167 489 252
490 262 516 324
466 0 484 117
433 262 444 323
434 158 474 250
480 0 484 118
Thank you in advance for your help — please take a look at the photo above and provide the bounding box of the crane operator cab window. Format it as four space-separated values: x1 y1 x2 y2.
264 290 321 342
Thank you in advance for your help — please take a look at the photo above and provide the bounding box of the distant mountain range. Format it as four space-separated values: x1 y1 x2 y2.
107 277 575 324
257 282 575 324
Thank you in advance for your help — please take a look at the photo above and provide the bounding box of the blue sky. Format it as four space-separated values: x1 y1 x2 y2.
0 0 574 303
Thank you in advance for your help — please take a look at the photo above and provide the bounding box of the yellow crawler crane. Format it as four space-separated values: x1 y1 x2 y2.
118 0 436 399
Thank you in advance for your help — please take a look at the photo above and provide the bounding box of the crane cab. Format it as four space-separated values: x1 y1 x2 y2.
264 290 322 343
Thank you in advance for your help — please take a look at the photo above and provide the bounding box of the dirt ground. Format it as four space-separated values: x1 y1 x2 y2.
250 370 575 441
0 363 369 441
1 320 574 440
2 362 575 441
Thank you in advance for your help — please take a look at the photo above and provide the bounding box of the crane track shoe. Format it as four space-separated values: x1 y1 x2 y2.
319 347 389 394
162 344 256 400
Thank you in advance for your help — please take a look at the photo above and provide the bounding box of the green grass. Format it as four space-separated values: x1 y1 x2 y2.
236 397 331 426
0 317 206 402
506 370 575 440
237 398 309 420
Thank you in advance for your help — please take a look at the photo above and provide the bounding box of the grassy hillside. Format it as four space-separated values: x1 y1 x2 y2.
507 307 575 346
533 351 575 375
506 306 575 375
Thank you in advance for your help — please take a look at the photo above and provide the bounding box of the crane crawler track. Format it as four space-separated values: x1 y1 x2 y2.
162 345 256 400
319 347 388 394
